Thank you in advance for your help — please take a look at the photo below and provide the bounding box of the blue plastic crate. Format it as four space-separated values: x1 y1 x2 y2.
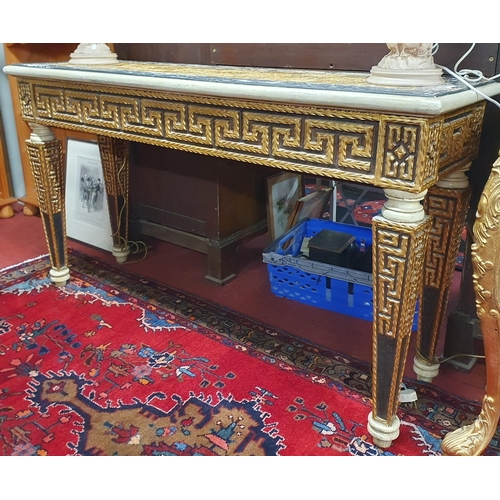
263 218 418 327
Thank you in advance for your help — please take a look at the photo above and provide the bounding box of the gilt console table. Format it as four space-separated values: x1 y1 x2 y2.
4 54 500 453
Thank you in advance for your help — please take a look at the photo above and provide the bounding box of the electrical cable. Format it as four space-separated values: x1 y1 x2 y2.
438 353 485 364
110 156 148 264
416 347 485 365
433 43 500 110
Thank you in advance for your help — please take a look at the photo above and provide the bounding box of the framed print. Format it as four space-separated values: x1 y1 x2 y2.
65 139 113 251
334 181 385 227
266 172 302 241
287 188 333 229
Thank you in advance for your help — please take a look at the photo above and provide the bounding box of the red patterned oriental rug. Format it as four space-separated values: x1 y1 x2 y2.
1 250 498 456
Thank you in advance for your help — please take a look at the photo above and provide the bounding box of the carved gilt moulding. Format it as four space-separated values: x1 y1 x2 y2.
15 77 485 193
441 157 500 456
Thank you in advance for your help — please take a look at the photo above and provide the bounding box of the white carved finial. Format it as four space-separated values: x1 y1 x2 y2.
368 43 443 86
69 43 118 65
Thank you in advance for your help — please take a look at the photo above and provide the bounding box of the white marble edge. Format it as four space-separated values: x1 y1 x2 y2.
438 82 500 114
4 64 500 116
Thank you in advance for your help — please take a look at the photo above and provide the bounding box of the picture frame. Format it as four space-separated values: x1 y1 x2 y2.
287 188 333 229
65 139 113 251
266 172 303 242
334 181 385 227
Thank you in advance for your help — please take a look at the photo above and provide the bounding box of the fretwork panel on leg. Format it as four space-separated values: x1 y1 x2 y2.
25 124 69 286
368 215 431 447
97 136 130 264
416 185 471 378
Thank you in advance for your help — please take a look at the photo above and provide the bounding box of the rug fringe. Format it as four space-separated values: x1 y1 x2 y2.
0 253 48 273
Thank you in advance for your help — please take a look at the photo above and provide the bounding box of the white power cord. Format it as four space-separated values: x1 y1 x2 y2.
433 43 500 110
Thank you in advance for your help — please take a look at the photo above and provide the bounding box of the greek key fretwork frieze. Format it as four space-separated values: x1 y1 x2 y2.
17 79 485 192
27 82 380 177
372 217 432 338
439 103 485 172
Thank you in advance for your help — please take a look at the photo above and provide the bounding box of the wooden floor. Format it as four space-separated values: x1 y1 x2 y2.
0 202 487 405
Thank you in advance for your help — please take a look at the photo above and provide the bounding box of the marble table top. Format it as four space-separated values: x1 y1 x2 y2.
5 60 500 116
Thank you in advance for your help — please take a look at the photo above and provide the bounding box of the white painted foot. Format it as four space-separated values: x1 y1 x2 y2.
112 245 130 264
367 411 400 449
413 355 440 383
49 267 70 287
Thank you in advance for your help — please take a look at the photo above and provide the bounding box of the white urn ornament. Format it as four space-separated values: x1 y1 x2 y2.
368 43 443 86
